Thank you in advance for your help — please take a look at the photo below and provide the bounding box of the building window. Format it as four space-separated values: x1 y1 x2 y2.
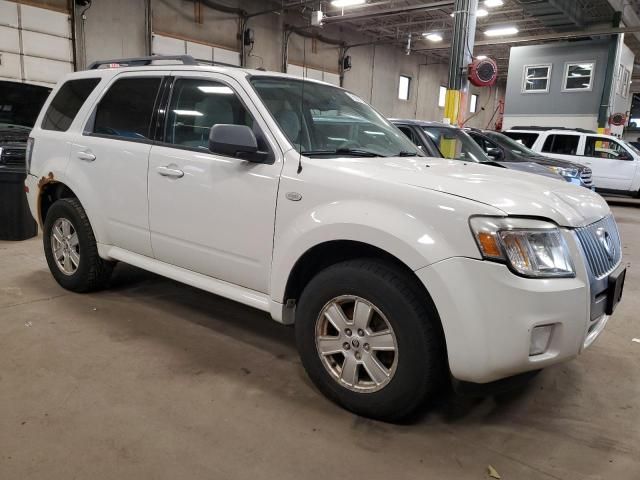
398 75 411 100
469 94 478 113
438 86 447 107
522 64 551 93
563 62 595 91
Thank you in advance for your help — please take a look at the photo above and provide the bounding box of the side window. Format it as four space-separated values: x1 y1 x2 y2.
42 78 100 132
584 136 630 160
92 77 162 140
164 79 253 150
470 134 488 152
541 134 579 156
397 126 416 144
504 132 538 148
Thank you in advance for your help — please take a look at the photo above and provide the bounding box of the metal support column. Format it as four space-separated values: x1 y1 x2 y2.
597 11 622 134
443 0 477 128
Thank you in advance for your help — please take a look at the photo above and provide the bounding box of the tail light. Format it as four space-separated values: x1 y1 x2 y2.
26 137 34 173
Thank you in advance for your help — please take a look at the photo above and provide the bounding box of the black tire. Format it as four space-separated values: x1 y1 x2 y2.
43 198 113 293
295 259 446 422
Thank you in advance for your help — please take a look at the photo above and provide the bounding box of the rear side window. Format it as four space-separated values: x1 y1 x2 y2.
503 131 538 148
42 78 100 131
93 77 162 140
541 134 580 156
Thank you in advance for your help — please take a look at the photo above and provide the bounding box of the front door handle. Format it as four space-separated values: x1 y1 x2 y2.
77 151 96 162
156 165 184 178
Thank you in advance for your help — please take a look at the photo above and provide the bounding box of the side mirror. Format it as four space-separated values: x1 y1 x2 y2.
486 147 503 160
209 124 269 163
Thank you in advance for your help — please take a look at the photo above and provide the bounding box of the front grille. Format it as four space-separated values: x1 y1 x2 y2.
580 168 593 187
0 146 26 166
575 215 621 279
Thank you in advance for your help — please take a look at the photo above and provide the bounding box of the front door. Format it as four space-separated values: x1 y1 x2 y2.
578 135 638 191
147 73 283 293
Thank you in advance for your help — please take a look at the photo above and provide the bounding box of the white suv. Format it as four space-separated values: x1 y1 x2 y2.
505 127 640 196
26 56 625 421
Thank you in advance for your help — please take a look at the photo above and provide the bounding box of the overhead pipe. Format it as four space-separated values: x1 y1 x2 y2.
321 0 455 25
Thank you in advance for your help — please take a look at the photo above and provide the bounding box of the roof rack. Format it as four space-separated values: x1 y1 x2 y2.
88 55 198 70
510 126 597 133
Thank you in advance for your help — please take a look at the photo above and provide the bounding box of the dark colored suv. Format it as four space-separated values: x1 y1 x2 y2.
466 128 593 189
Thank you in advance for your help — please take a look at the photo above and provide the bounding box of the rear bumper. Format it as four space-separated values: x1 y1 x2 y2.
416 253 596 384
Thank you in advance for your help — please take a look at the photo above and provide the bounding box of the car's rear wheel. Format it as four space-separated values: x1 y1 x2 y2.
43 198 113 292
295 259 446 422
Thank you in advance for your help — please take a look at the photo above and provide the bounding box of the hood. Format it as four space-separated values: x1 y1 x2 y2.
338 157 609 227
495 160 564 180
517 153 586 171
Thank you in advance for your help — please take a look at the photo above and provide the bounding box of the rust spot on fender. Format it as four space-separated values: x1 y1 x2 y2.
36 172 57 227
37 172 55 190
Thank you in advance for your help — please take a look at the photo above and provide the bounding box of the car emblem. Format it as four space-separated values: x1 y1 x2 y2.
596 228 615 261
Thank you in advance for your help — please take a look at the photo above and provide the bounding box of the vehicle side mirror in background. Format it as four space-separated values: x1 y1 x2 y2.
209 124 269 163
486 148 503 160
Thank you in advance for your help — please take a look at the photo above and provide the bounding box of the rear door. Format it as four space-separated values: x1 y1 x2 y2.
538 133 581 163
69 72 163 257
577 135 638 191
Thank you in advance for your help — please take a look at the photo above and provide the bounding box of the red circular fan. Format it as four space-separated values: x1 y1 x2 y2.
468 57 498 87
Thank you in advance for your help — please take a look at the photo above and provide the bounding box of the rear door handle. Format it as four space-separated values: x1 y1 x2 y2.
156 165 184 178
77 151 96 162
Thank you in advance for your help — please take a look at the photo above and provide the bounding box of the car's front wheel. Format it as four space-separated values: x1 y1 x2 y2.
295 259 446 422
43 198 113 292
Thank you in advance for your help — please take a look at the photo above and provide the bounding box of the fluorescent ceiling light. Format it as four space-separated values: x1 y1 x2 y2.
476 8 489 17
476 55 488 60
198 85 233 94
485 26 518 36
423 32 443 42
484 0 504 7
331 0 366 7
173 110 203 116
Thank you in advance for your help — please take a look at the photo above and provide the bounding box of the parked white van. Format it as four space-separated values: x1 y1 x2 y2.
505 127 640 196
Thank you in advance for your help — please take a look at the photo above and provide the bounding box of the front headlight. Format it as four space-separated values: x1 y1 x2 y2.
549 166 579 178
469 216 575 278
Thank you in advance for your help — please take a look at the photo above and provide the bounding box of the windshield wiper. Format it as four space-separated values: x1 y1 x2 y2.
302 148 385 157
397 150 418 157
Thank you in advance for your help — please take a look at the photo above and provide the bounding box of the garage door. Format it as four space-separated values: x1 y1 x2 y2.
0 0 73 86
152 33 240 67
286 63 340 86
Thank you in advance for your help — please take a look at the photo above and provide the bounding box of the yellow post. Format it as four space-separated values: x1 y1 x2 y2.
441 89 461 159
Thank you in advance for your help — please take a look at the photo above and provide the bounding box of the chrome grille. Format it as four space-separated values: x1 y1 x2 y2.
580 168 593 187
0 146 26 166
575 215 621 279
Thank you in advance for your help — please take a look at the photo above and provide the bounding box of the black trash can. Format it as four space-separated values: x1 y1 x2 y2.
0 145 38 241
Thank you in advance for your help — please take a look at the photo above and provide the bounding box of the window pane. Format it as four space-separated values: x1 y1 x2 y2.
470 94 478 113
541 134 579 155
398 76 410 101
567 63 593 77
438 86 447 107
585 136 629 159
524 79 548 91
565 77 592 90
165 79 253 150
42 78 100 132
525 66 549 78
93 77 161 140
503 131 538 148
565 63 593 90
1 81 51 128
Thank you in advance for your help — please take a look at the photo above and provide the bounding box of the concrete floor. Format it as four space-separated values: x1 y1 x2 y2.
1 204 639 480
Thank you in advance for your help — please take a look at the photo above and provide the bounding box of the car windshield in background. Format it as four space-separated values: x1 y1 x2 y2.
485 131 540 156
503 131 538 148
623 141 640 156
0 81 51 129
423 126 489 163
249 77 422 158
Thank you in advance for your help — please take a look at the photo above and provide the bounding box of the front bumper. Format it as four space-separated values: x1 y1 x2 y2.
416 229 600 383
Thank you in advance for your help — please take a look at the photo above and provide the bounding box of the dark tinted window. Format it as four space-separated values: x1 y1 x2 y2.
541 134 579 156
397 126 416 144
42 78 100 131
93 77 161 140
584 136 630 160
0 81 51 128
503 131 538 148
164 79 253 150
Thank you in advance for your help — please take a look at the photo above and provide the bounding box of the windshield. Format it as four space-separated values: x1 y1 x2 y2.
0 81 51 128
422 126 489 163
249 77 422 158
623 140 640 156
485 131 540 156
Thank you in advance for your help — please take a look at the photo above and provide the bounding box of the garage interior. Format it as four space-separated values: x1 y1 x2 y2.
1 0 640 479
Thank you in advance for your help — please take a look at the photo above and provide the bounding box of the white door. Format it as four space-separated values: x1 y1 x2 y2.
0 1 73 86
147 73 282 293
576 135 638 191
69 72 164 257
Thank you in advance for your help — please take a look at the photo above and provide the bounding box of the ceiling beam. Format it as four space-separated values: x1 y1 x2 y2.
321 0 455 25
